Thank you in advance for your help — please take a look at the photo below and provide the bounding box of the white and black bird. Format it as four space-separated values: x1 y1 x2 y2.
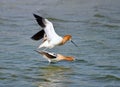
35 50 75 63
31 14 78 50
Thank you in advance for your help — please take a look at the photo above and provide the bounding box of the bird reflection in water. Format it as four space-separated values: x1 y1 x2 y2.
36 65 73 87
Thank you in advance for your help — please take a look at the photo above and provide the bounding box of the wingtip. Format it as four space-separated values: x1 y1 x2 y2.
33 13 36 16
33 13 43 19
31 35 37 40
34 50 43 54
33 13 38 18
34 50 47 55
33 14 46 28
34 50 40 53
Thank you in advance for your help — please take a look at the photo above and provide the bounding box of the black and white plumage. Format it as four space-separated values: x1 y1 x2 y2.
31 14 78 50
35 50 75 63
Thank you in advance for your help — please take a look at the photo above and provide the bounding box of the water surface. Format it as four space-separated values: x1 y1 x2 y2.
0 0 120 87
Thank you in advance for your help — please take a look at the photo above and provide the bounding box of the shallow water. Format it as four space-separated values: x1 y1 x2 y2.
0 0 120 87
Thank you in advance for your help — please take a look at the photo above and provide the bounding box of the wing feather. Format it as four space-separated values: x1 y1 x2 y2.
33 14 61 41
33 14 46 28
35 50 56 59
31 29 45 40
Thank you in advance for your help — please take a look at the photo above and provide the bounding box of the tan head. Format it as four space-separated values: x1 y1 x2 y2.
64 56 75 61
57 54 75 61
61 35 72 45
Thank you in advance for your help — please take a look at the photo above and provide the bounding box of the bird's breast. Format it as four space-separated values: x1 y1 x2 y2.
50 37 63 45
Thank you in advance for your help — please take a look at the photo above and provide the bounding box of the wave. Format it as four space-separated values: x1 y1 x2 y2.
92 74 120 82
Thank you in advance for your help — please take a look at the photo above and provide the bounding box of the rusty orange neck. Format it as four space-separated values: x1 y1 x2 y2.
60 35 72 45
57 54 75 61
63 56 75 61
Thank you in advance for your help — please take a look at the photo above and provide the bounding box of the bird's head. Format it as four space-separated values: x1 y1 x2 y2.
62 35 78 47
62 35 72 44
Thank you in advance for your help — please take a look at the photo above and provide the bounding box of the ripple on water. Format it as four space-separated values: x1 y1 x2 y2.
94 13 106 18
92 74 120 82
96 65 120 71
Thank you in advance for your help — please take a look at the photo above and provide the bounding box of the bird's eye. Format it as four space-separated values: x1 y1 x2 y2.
53 53 56 56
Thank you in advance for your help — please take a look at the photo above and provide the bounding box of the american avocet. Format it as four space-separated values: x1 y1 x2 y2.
35 50 75 63
31 14 78 50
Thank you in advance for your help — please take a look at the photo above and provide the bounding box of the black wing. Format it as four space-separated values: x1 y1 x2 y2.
35 50 56 59
31 29 45 40
33 14 46 28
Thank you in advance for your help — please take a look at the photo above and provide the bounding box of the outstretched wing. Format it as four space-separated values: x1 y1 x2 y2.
35 50 56 59
33 14 46 28
31 29 45 40
33 14 61 41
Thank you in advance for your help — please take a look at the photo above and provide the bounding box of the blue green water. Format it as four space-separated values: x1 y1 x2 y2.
0 0 120 87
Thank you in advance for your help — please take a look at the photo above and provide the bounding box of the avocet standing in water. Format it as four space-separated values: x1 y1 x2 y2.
31 14 78 50
35 50 75 63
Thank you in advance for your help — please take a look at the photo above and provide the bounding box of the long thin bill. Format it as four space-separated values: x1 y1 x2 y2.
71 40 78 47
